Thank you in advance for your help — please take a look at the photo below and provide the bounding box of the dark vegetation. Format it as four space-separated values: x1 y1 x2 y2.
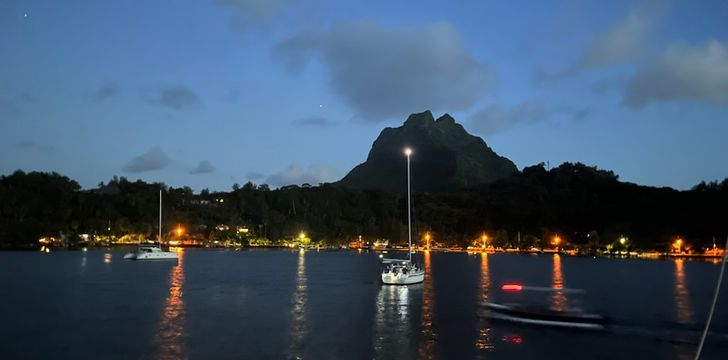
1 163 726 251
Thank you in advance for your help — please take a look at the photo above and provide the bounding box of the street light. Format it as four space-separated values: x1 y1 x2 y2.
482 233 488 248
675 238 683 252
619 236 627 246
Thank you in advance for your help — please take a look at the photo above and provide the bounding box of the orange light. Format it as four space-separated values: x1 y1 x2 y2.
176 226 183 237
501 284 523 292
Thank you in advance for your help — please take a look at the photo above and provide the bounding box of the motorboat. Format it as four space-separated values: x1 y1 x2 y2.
479 284 609 330
381 147 424 285
123 190 179 261
480 302 609 330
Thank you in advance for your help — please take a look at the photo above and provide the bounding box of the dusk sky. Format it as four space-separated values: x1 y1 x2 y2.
2 0 727 191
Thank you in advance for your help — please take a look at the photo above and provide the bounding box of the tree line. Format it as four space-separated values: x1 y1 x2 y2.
0 163 726 251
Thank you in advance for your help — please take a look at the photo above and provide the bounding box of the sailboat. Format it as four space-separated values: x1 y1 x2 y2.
123 190 179 261
381 147 425 285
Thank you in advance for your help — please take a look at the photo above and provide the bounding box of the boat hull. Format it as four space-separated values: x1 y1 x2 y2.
135 252 178 260
381 271 424 285
480 302 608 330
123 252 137 260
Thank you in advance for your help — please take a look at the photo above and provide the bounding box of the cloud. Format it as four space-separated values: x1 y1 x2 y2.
218 0 298 21
122 147 170 173
273 21 494 121
538 2 666 83
94 83 119 101
575 11 650 70
469 100 590 135
16 140 54 152
265 164 338 187
246 172 264 181
294 116 337 127
623 41 728 108
217 0 313 31
190 160 215 174
149 86 199 110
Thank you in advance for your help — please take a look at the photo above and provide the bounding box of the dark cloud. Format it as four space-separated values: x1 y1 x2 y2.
218 0 299 21
246 172 264 181
623 41 728 109
22 92 36 103
94 83 119 101
469 100 590 135
217 0 314 31
190 160 215 174
122 147 170 173
273 21 494 121
17 140 54 152
537 3 666 83
591 77 628 94
294 116 337 127
265 164 337 187
149 86 199 110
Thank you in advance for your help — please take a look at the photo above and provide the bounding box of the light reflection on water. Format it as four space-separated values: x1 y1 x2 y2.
475 253 494 353
373 284 413 358
418 251 437 360
673 259 693 325
156 249 185 360
288 249 307 360
551 254 567 311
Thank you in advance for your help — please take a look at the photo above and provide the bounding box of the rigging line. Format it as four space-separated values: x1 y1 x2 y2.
694 234 728 360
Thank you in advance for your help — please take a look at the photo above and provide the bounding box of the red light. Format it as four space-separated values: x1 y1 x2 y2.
501 284 523 292
502 334 523 344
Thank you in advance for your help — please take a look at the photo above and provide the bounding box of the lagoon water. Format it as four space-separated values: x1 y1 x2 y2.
1 249 727 359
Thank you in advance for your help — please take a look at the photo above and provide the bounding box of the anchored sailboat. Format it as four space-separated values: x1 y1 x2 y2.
381 147 425 285
123 189 179 261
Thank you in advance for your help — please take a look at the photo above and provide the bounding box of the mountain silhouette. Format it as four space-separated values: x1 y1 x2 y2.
338 110 517 192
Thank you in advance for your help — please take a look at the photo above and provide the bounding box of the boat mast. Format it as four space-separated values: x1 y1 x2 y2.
159 189 162 243
405 148 412 262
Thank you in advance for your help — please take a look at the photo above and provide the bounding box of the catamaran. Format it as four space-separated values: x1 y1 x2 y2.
123 189 178 261
381 147 425 285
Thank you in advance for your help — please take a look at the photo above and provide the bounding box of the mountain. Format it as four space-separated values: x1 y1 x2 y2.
338 110 517 192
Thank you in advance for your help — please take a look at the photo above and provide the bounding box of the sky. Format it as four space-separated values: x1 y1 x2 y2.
1 0 727 191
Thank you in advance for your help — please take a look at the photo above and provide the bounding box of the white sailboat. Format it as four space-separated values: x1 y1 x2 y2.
381 147 425 285
123 190 179 261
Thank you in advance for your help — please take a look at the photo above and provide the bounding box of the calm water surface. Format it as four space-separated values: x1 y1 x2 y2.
1 249 727 359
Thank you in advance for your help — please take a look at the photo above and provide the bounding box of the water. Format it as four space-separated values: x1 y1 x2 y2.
1 249 727 359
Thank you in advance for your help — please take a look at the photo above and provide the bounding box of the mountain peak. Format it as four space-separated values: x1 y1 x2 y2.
339 111 517 192
436 113 455 124
403 110 435 128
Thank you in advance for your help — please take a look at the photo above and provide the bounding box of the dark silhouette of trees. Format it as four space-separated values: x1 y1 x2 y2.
1 163 726 250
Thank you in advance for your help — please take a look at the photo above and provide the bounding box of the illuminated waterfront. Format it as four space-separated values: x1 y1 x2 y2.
0 250 727 359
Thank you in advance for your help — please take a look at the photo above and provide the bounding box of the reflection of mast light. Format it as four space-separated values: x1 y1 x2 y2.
551 254 567 311
373 282 413 357
288 249 307 359
156 249 185 360
475 253 495 351
674 259 693 325
418 251 436 360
